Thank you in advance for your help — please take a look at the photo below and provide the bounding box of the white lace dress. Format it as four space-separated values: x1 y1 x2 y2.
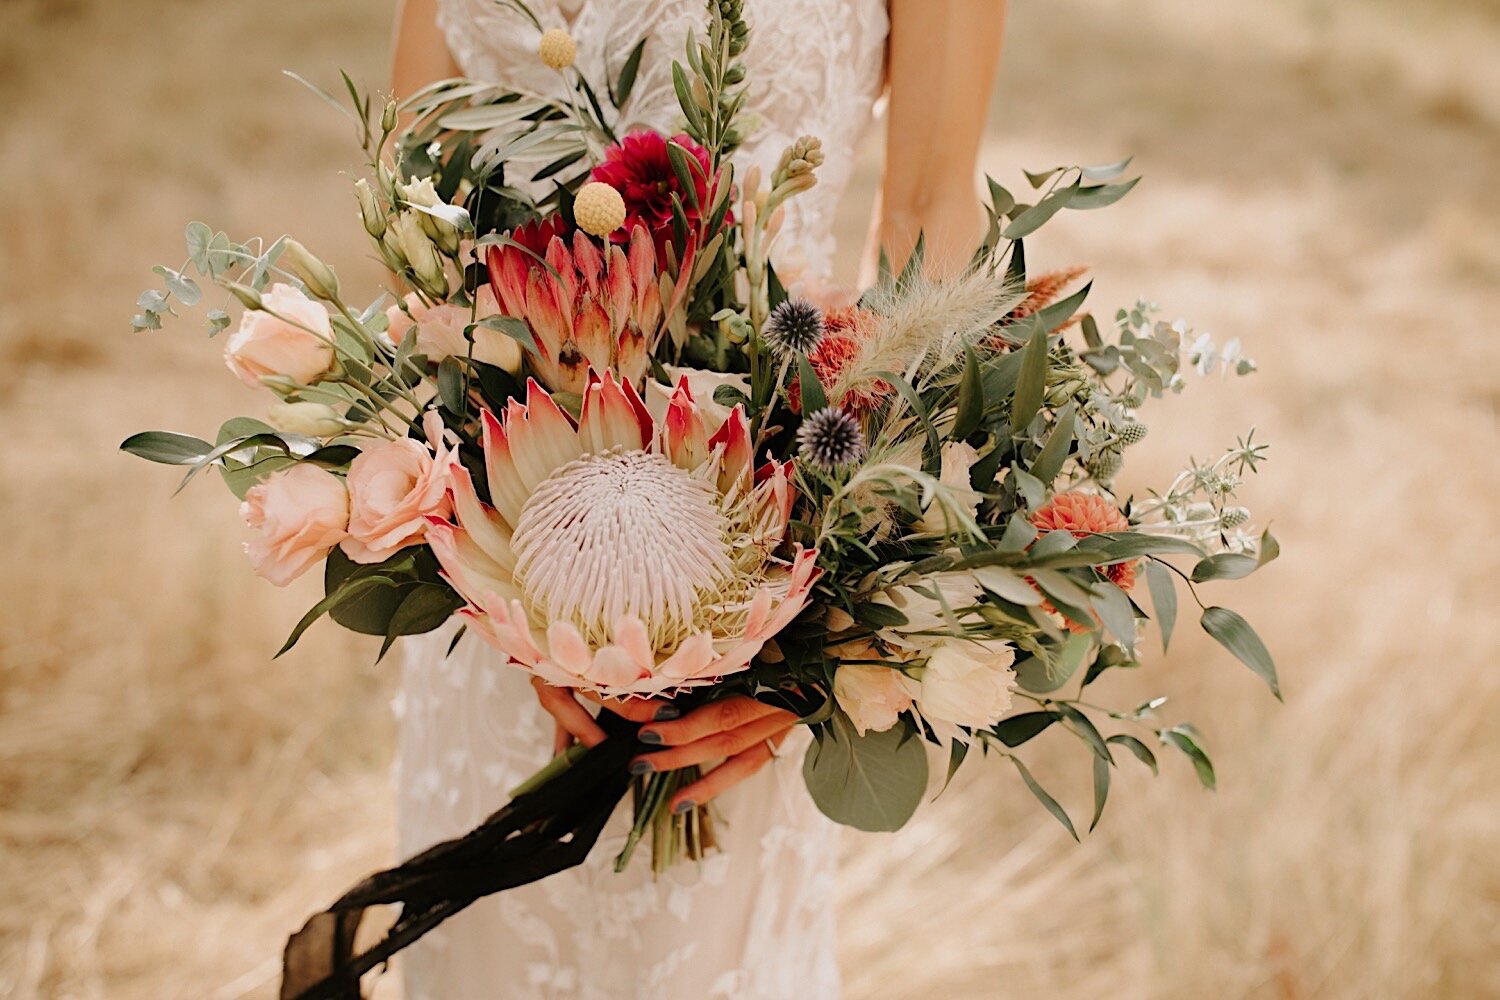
396 3 888 998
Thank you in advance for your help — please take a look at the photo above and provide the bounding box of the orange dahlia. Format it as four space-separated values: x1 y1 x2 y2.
1030 491 1137 633
788 306 892 415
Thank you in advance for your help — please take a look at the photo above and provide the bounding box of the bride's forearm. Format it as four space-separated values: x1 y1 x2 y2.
867 0 1008 280
391 0 462 101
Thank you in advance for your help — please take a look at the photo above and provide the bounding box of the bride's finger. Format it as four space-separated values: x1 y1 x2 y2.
637 696 786 747
531 678 607 748
632 712 794 773
669 741 776 812
575 689 679 724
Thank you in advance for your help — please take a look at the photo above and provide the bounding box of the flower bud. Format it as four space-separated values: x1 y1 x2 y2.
355 178 386 239
538 28 577 70
378 225 409 272
226 282 264 311
268 401 346 437
381 100 398 134
401 176 461 255
394 212 448 298
281 239 340 301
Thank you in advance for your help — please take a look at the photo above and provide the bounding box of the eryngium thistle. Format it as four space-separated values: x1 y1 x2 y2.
1116 421 1149 446
763 298 825 355
1085 448 1123 482
797 407 866 470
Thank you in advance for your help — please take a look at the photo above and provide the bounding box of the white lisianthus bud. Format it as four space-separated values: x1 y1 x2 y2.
834 660 917 736
378 224 409 272
538 28 577 69
355 178 386 239
268 401 346 437
381 100 398 134
226 282 264 311
281 239 340 301
393 212 448 298
916 640 1016 742
573 182 627 238
824 606 856 633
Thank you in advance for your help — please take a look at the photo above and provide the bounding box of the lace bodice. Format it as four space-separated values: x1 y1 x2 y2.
395 4 888 998
436 0 888 271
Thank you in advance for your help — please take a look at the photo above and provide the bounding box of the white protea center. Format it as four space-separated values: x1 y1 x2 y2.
512 451 732 650
425 372 820 696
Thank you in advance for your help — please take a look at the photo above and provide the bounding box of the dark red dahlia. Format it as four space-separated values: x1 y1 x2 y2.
590 130 725 256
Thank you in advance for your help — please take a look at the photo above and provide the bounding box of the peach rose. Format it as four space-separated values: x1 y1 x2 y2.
224 283 336 389
917 639 1016 742
341 415 456 564
384 288 522 373
239 463 350 586
834 660 918 735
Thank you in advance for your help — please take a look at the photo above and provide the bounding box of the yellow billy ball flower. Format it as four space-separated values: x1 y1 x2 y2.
573 182 627 238
538 28 577 70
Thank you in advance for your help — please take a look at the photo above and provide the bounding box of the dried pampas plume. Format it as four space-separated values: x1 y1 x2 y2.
830 269 1024 405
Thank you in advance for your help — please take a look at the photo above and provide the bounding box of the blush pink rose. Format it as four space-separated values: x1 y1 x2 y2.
341 415 457 564
385 288 521 372
834 659 918 735
224 283 336 389
239 463 350 586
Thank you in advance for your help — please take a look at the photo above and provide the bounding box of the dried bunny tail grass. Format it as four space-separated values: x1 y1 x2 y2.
830 269 1024 405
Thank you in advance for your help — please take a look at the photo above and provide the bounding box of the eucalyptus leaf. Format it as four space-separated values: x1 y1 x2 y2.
1145 560 1179 652
1090 753 1111 832
973 566 1043 606
1107 734 1158 775
1011 326 1047 433
120 431 215 466
1161 727 1216 790
992 711 1056 747
951 345 983 441
802 712 928 832
796 353 827 414
1029 402 1075 483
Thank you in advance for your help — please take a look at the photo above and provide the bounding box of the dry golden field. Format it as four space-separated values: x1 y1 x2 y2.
2 0 1498 997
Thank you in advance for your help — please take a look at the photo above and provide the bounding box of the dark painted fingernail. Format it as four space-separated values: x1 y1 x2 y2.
653 705 680 721
673 799 695 815
630 759 654 775
638 729 664 745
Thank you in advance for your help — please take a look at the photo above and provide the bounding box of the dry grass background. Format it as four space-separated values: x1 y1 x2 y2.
2 0 1498 997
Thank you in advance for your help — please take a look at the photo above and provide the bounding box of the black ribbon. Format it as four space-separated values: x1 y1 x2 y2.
280 711 643 1000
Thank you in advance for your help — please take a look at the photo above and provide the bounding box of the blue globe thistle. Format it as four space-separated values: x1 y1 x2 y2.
797 407 866 471
763 298 825 356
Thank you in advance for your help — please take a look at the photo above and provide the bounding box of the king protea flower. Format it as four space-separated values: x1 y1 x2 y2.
426 370 820 696
485 223 662 395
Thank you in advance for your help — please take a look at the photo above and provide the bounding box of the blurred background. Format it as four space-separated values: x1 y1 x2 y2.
3 0 1499 996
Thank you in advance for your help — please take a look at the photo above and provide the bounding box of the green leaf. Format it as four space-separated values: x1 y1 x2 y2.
1022 165 1064 189
1069 176 1141 210
1191 530 1280 582
185 221 214 271
1057 704 1114 763
992 711 1056 747
614 38 647 106
795 353 827 414
1014 631 1091 693
437 356 466 416
665 141 701 211
1002 177 1082 239
973 566 1043 606
1009 755 1078 840
475 314 540 356
120 431 214 465
1090 752 1111 832
1010 326 1048 433
1029 402 1075 483
1031 280 1092 333
938 738 969 797
671 62 705 137
896 231 926 288
985 175 1015 216
1081 313 1102 350
1145 561 1178 652
378 583 466 659
277 573 394 657
1094 533 1204 560
1089 581 1137 650
951 344 983 441
1161 727 1216 790
1201 606 1281 699
852 602 909 628
802 712 928 832
1080 156 1133 181
997 515 1039 553
1107 734 1158 775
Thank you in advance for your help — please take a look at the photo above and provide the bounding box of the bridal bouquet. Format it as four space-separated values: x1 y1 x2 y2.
127 2 1277 996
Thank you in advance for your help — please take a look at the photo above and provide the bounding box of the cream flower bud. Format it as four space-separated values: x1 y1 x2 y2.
401 176 461 254
268 401 346 437
835 661 916 736
393 212 448 298
574 182 627 238
538 28 577 69
281 239 340 301
381 100 398 134
355 178 386 239
226 282 264 311
917 640 1016 741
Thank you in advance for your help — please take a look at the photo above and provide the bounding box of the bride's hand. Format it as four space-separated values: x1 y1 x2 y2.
633 697 799 814
530 678 680 754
